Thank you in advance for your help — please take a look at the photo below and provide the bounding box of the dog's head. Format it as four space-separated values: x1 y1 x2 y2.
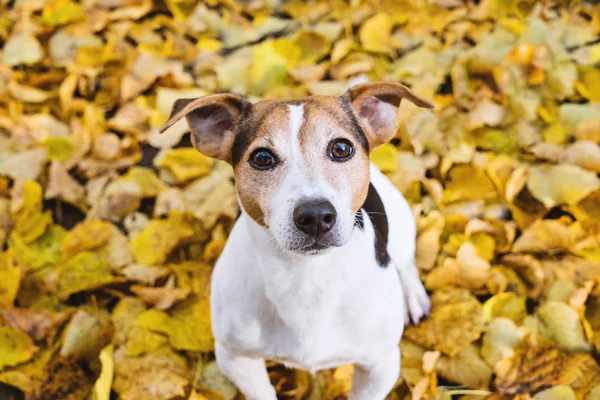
161 82 433 255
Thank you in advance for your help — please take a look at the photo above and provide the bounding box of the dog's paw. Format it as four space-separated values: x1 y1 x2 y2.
404 281 431 326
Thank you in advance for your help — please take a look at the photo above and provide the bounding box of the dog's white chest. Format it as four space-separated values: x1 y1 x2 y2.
210 217 405 373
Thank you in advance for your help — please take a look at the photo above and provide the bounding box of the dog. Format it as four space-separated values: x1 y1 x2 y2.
160 82 433 400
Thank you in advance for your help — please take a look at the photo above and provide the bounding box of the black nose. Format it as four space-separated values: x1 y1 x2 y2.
293 200 337 237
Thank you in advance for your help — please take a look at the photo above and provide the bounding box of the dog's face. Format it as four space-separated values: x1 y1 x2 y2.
161 83 433 255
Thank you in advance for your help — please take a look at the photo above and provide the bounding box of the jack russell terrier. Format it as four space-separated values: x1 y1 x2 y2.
160 82 433 400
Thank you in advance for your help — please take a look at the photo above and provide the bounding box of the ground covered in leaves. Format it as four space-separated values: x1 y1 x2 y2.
0 0 600 399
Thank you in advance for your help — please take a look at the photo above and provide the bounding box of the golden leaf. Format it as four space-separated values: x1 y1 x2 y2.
495 336 600 396
91 344 114 400
130 211 196 265
154 148 214 183
533 301 591 353
56 252 115 299
195 361 238 400
370 143 398 173
527 164 600 208
112 347 190 400
61 219 113 261
436 345 493 389
482 292 527 324
137 295 214 352
512 219 573 254
481 317 524 368
404 289 483 356
0 326 38 370
359 12 393 54
60 309 114 363
2 32 44 66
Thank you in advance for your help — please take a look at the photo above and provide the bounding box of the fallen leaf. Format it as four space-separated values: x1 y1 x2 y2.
137 295 213 352
195 361 238 400
533 301 591 353
91 344 114 400
481 317 524 368
512 219 573 254
112 346 190 400
527 164 600 208
60 309 114 362
436 345 493 389
2 32 44 66
495 336 600 396
0 326 38 370
130 211 196 265
55 252 115 299
404 289 483 356
132 276 190 310
1 307 70 342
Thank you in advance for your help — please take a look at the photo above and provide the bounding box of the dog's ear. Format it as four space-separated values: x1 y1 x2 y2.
159 93 250 162
342 82 434 150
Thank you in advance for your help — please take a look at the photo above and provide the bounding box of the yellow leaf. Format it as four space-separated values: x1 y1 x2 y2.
436 345 493 389
61 219 113 261
533 385 576 400
121 167 168 197
292 30 330 65
112 347 189 400
359 12 393 54
42 0 83 25
137 296 214 352
130 211 196 265
326 364 354 398
60 309 114 363
9 224 66 272
370 144 398 173
0 326 38 370
196 361 238 400
0 252 21 306
154 148 214 183
56 252 115 299
481 317 523 368
482 293 527 324
92 344 114 400
456 242 490 290
403 289 483 356
527 164 600 208
511 220 573 254
250 40 289 95
442 164 498 204
495 337 600 396
534 301 591 353
2 32 44 66
45 137 72 162
11 180 52 243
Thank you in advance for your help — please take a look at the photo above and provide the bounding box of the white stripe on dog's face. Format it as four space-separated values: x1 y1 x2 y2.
233 97 371 254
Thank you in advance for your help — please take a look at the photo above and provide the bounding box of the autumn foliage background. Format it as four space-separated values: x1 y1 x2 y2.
1 0 600 399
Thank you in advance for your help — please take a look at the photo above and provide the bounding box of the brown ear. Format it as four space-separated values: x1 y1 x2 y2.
159 93 250 161
342 82 434 150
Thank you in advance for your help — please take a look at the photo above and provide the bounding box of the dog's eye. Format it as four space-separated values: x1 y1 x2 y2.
249 148 277 170
329 139 354 161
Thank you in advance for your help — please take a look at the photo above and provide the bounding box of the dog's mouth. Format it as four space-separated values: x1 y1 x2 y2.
287 236 342 255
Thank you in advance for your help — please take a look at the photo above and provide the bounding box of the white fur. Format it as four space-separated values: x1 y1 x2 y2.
269 105 354 252
211 163 430 400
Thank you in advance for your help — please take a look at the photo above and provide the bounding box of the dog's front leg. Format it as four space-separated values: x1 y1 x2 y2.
349 346 400 400
215 342 277 400
397 262 431 325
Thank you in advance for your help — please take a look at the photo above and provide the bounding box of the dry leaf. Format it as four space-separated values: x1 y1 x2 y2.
404 289 483 356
